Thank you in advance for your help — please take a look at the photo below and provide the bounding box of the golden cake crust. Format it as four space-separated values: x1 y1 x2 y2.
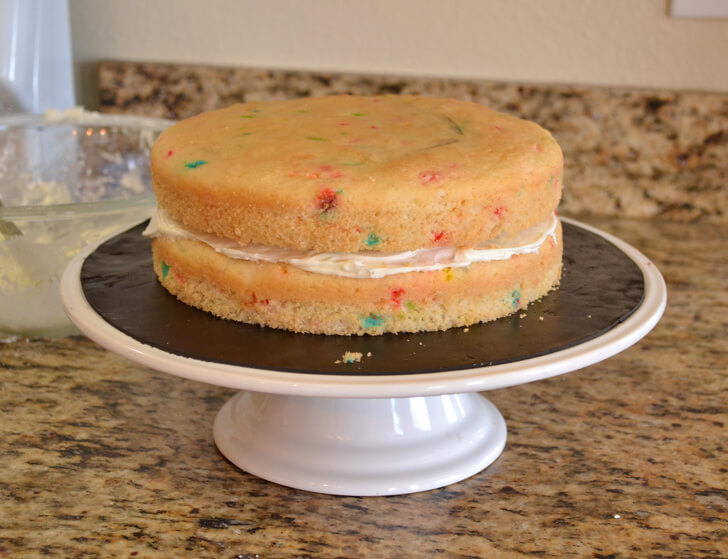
150 221 562 336
151 95 562 253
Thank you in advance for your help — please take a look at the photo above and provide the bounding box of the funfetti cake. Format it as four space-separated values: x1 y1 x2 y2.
144 94 563 335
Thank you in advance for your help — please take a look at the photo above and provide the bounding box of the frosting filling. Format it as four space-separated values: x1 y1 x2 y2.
144 210 559 279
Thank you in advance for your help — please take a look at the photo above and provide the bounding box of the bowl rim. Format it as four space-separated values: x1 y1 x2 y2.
0 195 157 220
0 111 176 131
0 111 174 220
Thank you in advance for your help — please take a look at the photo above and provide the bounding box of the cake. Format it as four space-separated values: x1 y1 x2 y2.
145 94 563 335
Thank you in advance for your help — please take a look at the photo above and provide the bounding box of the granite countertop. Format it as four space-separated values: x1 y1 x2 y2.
1 66 727 558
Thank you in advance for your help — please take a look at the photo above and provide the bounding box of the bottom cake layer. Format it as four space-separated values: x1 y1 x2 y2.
151 221 562 336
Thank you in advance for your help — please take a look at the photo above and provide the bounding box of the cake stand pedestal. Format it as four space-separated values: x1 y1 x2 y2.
61 218 665 496
214 392 505 495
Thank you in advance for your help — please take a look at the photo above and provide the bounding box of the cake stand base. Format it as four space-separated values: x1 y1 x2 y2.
213 391 507 496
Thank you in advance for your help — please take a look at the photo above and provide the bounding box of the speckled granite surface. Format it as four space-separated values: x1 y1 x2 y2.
1 217 726 557
97 62 728 224
1 65 726 557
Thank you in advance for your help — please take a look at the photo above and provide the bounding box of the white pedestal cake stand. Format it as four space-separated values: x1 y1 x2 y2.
61 218 666 496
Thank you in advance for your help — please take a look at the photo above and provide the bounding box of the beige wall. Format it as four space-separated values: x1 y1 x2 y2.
69 0 728 104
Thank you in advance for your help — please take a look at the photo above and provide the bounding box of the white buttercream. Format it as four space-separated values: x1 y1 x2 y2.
144 210 558 279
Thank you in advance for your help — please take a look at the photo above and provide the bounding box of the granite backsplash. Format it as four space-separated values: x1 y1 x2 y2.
98 62 727 224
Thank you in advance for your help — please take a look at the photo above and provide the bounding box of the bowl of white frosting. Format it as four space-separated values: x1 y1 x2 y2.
0 108 174 338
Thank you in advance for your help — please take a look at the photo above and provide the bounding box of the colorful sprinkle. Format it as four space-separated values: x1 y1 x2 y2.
366 232 381 247
247 291 269 306
316 187 339 214
443 267 454 282
511 289 522 309
390 288 405 309
420 171 442 184
166 149 174 158
362 314 384 329
161 260 170 280
352 112 366 117
306 136 326 141
494 206 507 217
240 114 255 119
405 301 417 311
184 160 207 169
432 230 450 244
445 116 464 135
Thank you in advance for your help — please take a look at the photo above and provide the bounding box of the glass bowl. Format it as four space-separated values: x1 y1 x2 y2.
0 110 174 338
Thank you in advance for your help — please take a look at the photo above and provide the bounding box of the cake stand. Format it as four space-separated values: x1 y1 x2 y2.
61 218 666 496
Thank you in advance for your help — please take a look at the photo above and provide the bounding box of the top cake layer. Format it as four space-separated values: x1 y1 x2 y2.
151 95 562 252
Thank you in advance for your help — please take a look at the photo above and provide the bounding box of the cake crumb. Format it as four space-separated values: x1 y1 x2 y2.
539 316 544 321
588 314 592 319
520 313 527 318
463 327 470 333
366 351 372 357
340 351 363 364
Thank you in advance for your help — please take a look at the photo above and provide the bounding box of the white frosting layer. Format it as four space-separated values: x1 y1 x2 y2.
144 210 558 279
